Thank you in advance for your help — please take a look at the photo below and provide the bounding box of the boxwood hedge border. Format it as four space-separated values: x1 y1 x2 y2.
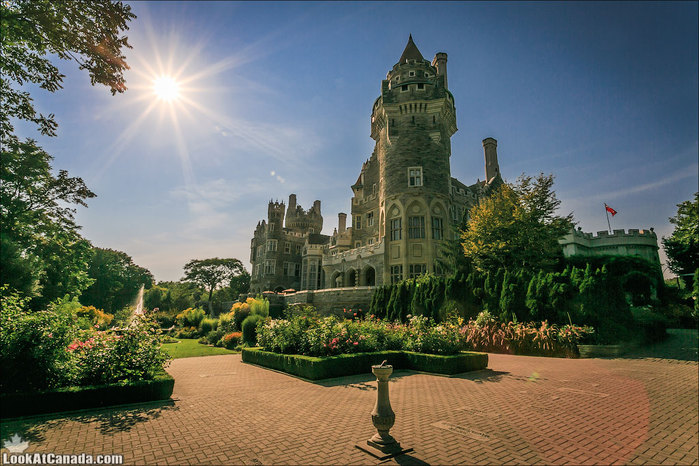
0 371 175 418
241 348 488 380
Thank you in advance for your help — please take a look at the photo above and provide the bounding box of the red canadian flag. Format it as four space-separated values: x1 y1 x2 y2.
605 203 618 216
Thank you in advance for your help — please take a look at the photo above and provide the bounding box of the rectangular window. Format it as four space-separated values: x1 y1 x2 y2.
408 167 423 187
367 211 374 226
409 264 427 278
255 264 261 277
354 215 362 230
401 85 408 92
269 223 275 232
284 242 291 254
355 241 361 248
390 265 403 284
431 217 443 240
264 260 275 275
294 263 301 277
368 238 374 245
283 262 290 276
390 218 402 241
295 244 302 254
408 216 425 239
417 83 424 90
266 240 278 252
257 245 263 258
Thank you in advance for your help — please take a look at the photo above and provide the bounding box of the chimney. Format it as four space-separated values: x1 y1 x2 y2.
482 137 500 182
313 200 321 213
431 52 448 89
338 212 347 233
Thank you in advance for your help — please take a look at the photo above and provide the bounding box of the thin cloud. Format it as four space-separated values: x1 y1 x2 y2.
584 165 697 202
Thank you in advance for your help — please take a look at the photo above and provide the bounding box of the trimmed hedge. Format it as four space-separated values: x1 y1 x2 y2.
242 348 488 380
0 371 174 418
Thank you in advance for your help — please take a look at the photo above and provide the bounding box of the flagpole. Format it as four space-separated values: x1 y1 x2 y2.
605 203 612 233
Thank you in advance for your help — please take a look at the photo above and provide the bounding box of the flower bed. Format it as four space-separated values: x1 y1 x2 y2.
0 371 174 418
242 347 488 380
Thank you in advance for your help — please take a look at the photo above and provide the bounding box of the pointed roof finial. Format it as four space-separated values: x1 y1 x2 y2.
398 34 424 64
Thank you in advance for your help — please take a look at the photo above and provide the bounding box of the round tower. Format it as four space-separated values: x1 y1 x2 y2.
370 35 457 283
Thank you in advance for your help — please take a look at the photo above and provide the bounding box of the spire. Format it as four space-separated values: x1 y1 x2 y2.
398 34 424 64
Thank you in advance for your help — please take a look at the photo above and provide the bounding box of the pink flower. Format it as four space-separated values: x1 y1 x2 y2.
47 333 53 338
353 342 358 346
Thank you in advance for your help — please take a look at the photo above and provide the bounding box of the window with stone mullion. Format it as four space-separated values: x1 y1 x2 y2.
408 216 425 239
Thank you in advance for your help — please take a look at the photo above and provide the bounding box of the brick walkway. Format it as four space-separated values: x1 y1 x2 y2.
1 330 697 465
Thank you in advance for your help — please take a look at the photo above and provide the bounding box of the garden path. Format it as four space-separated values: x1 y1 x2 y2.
1 329 697 465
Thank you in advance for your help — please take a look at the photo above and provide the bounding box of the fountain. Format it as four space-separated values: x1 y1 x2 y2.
133 284 145 315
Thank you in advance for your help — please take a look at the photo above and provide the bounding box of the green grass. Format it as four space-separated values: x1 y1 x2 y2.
162 338 238 359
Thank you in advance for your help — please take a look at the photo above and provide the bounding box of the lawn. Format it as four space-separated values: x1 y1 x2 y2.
162 338 238 359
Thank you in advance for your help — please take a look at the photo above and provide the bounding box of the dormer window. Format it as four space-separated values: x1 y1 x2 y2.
409 71 415 77
401 85 408 92
417 83 424 90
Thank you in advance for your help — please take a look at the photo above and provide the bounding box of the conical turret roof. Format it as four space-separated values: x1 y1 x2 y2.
398 34 424 64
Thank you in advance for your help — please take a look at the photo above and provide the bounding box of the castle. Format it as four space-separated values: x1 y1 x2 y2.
249 36 503 294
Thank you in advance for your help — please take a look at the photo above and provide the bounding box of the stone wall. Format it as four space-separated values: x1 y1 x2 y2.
284 287 375 317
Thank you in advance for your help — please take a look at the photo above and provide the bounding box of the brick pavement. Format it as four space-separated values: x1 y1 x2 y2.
1 330 697 465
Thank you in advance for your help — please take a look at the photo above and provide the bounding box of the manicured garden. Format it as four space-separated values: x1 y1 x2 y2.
0 287 173 416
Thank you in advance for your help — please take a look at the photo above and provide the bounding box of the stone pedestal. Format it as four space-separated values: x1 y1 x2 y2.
355 364 413 460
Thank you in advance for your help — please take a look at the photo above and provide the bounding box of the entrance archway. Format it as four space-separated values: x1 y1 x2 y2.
364 267 376 286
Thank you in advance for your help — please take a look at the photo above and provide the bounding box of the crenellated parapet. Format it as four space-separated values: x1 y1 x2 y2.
559 227 660 266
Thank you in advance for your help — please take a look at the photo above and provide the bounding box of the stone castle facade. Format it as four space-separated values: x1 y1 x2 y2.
249 36 503 294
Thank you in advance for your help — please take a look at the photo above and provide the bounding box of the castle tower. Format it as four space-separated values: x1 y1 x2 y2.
367 35 457 284
482 137 500 182
267 199 285 232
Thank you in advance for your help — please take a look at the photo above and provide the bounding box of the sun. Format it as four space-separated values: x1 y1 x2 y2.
153 75 180 101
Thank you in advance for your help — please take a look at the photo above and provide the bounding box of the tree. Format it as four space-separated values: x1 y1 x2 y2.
0 138 96 307
1 0 135 138
80 248 154 313
183 258 246 315
0 1 136 307
662 192 699 288
461 173 574 273
229 270 251 297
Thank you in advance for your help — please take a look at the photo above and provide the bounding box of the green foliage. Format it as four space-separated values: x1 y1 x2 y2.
182 258 246 315
203 328 226 346
241 348 487 380
68 315 170 386
221 332 242 350
0 293 76 391
630 305 668 343
176 308 205 328
0 0 135 138
199 317 218 335
662 193 699 288
461 174 574 273
242 314 264 345
218 313 235 333
80 247 154 313
0 0 135 308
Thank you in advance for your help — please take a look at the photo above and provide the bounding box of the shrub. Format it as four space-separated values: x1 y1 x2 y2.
176 308 205 328
76 306 114 330
69 315 170 385
221 332 242 349
218 313 235 333
230 300 252 331
174 326 199 339
205 328 226 346
242 314 264 345
249 296 269 317
0 289 76 392
199 317 218 335
631 305 668 343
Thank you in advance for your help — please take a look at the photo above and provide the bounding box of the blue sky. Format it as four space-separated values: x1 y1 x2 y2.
20 1 698 281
